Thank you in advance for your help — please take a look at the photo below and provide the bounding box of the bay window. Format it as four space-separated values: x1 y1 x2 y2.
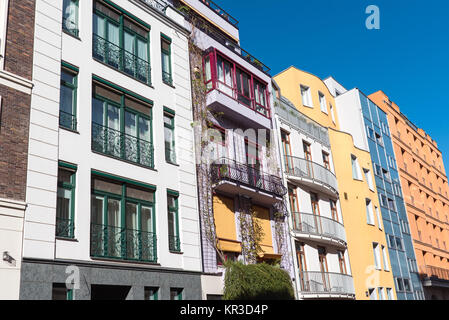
91 80 153 168
90 174 156 262
202 48 270 118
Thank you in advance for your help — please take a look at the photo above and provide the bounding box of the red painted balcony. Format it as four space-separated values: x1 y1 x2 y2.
203 48 271 123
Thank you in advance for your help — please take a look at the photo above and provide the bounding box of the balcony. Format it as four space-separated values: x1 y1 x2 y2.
90 223 157 263
291 212 346 248
275 96 330 147
197 0 239 28
211 158 287 204
92 34 151 85
284 156 338 197
91 122 154 168
298 271 355 299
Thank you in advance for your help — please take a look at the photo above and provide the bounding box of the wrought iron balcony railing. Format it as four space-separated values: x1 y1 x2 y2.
210 158 287 197
275 97 330 147
91 122 154 168
56 217 75 239
59 110 77 131
92 33 151 85
284 156 338 194
169 235 181 252
162 70 173 86
62 17 79 37
291 212 346 245
298 271 355 297
90 223 157 263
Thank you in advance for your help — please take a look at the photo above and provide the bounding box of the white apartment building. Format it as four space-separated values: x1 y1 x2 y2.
20 0 202 300
171 0 293 299
272 81 355 299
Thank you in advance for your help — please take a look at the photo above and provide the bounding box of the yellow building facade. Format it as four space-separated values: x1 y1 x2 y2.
274 67 397 299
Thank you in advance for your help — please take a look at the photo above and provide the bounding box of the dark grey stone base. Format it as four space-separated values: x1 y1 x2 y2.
19 259 202 300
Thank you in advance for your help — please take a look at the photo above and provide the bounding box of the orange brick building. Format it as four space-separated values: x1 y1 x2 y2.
370 91 449 300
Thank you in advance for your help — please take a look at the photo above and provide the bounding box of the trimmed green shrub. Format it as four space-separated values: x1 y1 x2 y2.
223 261 295 300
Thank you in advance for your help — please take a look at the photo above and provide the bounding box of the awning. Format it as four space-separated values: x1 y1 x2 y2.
217 238 242 253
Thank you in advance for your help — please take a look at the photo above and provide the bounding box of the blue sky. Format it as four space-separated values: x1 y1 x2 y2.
223 0 449 168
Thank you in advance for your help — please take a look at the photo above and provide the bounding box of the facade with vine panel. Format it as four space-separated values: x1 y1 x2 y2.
173 0 292 299
19 0 202 300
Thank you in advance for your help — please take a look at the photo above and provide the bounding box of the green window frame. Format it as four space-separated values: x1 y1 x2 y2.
170 288 183 300
52 283 74 300
59 63 78 131
91 80 154 168
144 287 159 300
90 173 157 263
56 162 77 239
62 0 79 37
161 34 172 86
92 0 151 85
164 108 176 164
167 190 180 252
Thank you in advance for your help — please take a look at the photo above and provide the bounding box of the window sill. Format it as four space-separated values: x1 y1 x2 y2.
166 160 179 166
169 250 183 255
302 104 313 109
62 29 81 41
163 80 175 89
60 126 79 134
56 236 78 242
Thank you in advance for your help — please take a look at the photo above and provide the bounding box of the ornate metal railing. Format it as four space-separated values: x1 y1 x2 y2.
62 17 79 37
275 97 330 147
284 156 338 194
291 212 346 244
162 70 173 86
92 122 154 168
198 0 239 27
139 0 170 14
59 110 77 131
298 271 355 296
210 158 287 197
92 34 151 85
56 217 75 239
169 235 181 252
90 223 157 262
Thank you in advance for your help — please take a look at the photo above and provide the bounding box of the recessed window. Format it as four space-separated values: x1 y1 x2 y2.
366 199 375 226
351 155 362 180
319 92 327 113
373 242 381 270
167 191 180 252
144 287 159 300
300 85 312 107
382 245 389 271
170 288 183 300
59 65 78 131
161 35 173 85
164 111 176 164
56 164 77 239
330 104 336 123
62 0 79 37
364 168 374 190
52 283 73 300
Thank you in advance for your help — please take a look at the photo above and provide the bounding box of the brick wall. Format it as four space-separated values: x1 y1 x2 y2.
4 0 36 80
0 0 36 201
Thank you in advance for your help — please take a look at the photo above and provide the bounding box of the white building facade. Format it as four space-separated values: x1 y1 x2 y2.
20 0 202 300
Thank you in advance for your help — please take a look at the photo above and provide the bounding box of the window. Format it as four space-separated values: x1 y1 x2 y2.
366 199 375 225
56 164 76 239
368 288 377 300
330 200 338 222
303 141 312 161
319 92 327 113
375 206 382 230
59 65 78 131
164 110 176 164
144 287 159 300
91 81 153 168
52 283 73 300
367 126 374 139
167 191 180 252
375 132 383 146
380 194 388 208
217 252 239 266
90 174 156 262
374 164 382 176
161 35 172 85
300 85 312 107
236 67 252 107
254 79 268 116
378 287 386 300
381 245 389 271
170 288 183 300
388 198 396 212
93 1 151 84
382 168 391 182
351 155 362 180
330 104 336 123
322 151 330 170
396 278 404 292
403 279 411 292
338 251 347 274
62 0 79 37
386 288 393 300
395 237 403 251
373 243 381 270
364 168 374 190
281 130 292 172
